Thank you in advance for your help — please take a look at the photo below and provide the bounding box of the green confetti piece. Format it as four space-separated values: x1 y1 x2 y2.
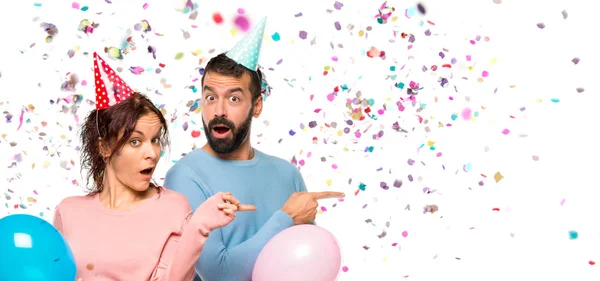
175 52 184 60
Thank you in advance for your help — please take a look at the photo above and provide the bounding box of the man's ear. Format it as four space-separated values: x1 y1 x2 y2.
253 95 263 118
98 137 111 159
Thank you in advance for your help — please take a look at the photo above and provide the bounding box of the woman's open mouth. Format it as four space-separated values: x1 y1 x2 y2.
140 167 154 178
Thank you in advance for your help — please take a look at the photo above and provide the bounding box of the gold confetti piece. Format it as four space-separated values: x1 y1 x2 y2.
86 263 94 270
494 171 504 183
326 179 333 186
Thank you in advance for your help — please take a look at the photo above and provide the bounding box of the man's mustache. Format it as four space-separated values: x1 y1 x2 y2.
208 117 235 130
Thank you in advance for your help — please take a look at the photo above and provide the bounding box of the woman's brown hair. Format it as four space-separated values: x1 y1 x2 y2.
79 92 170 195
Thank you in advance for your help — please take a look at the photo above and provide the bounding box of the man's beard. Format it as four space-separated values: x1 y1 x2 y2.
203 109 253 155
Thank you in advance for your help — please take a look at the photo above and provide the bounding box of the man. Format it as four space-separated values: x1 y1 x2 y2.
163 18 345 281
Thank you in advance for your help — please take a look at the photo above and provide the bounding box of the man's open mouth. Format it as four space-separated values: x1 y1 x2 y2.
212 125 231 134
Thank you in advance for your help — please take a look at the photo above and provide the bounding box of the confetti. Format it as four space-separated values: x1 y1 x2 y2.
271 32 280 41
2 2 594 279
572 57 580 64
213 12 224 24
234 15 250 32
416 3 426 14
494 172 504 183
299 30 308 40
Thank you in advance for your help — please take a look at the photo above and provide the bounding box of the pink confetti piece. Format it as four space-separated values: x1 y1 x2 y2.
332 164 338 169
502 128 510 135
143 3 149 9
461 108 472 120
72 2 80 9
326 93 335 101
17 109 24 131
560 198 565 206
320 206 327 211
482 70 489 77
234 15 250 32
342 266 349 272
402 231 408 237
81 80 87 86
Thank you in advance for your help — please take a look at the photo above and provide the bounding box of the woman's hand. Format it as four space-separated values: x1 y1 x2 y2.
218 192 256 220
192 192 256 233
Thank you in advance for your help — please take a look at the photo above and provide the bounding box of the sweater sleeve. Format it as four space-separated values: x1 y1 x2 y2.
151 202 212 281
52 206 64 234
164 164 294 281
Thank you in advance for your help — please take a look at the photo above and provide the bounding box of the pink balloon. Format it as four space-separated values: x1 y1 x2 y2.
253 225 342 281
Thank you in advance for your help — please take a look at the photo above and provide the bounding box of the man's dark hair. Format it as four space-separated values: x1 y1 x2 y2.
201 53 263 102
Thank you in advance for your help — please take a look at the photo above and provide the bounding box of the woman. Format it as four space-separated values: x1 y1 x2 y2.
52 52 254 280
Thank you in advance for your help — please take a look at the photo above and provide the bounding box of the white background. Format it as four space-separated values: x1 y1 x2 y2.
0 0 598 280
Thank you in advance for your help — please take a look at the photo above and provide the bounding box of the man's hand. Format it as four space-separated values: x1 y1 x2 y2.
281 191 345 225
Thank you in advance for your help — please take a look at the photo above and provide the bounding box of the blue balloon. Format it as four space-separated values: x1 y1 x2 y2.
0 214 76 281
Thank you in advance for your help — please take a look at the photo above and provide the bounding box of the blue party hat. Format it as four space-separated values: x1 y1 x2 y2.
226 17 267 71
